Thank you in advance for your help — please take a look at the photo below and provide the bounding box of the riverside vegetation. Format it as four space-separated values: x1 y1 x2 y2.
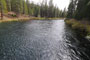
65 19 90 38
65 0 90 38
0 0 66 22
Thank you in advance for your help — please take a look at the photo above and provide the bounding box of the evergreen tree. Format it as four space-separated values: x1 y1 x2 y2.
19 0 23 14
0 0 62 19
67 0 90 20
48 0 54 17
67 0 75 18
75 0 90 20
33 5 40 17
0 0 7 19
11 0 23 14
11 0 19 14
0 0 7 13
5 0 11 12
26 0 30 15
22 0 28 14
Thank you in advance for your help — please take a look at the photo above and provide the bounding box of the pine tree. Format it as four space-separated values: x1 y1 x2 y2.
26 0 30 15
0 0 62 19
33 5 40 17
0 0 7 13
5 0 11 12
22 0 28 14
0 0 3 20
11 0 19 14
19 0 23 14
74 0 90 20
11 0 23 14
48 0 54 17
0 0 7 20
67 0 74 18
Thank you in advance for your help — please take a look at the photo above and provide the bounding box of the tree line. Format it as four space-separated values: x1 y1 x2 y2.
67 0 90 20
0 0 66 20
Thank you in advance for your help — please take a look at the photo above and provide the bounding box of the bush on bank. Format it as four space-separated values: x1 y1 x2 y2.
65 19 90 37
86 25 90 35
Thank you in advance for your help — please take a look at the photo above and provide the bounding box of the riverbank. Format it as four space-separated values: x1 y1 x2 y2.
0 17 63 23
0 17 45 22
0 12 63 23
65 19 90 39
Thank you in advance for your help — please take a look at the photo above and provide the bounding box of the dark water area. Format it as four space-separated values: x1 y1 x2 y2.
0 20 90 60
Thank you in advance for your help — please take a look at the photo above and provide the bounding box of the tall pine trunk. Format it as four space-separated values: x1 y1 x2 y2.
0 2 3 20
1 7 3 20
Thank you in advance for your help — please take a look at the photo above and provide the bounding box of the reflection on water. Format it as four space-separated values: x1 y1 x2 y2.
0 20 90 60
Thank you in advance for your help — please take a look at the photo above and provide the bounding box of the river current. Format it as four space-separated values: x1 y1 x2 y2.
0 20 90 60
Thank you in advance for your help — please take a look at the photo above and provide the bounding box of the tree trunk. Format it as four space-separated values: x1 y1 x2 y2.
1 7 3 20
0 2 3 20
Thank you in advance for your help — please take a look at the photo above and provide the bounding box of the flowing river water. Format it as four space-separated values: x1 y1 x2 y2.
0 20 90 60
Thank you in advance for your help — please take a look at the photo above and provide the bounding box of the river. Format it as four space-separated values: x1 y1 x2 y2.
0 20 90 60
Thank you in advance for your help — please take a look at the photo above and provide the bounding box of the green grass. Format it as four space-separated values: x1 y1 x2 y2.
65 19 90 37
29 17 63 20
0 17 63 23
86 25 90 36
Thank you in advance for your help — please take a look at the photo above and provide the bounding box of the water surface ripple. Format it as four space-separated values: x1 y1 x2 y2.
0 20 90 60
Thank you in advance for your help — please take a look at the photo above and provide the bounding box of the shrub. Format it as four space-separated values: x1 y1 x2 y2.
86 25 90 35
65 20 74 27
72 22 87 37
65 20 88 37
11 14 17 17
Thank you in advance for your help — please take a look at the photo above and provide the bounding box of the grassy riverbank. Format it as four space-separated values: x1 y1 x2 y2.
0 17 63 23
65 19 90 38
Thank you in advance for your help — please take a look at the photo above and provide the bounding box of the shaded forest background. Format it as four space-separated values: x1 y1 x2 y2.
0 0 90 21
67 0 90 21
0 0 67 20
